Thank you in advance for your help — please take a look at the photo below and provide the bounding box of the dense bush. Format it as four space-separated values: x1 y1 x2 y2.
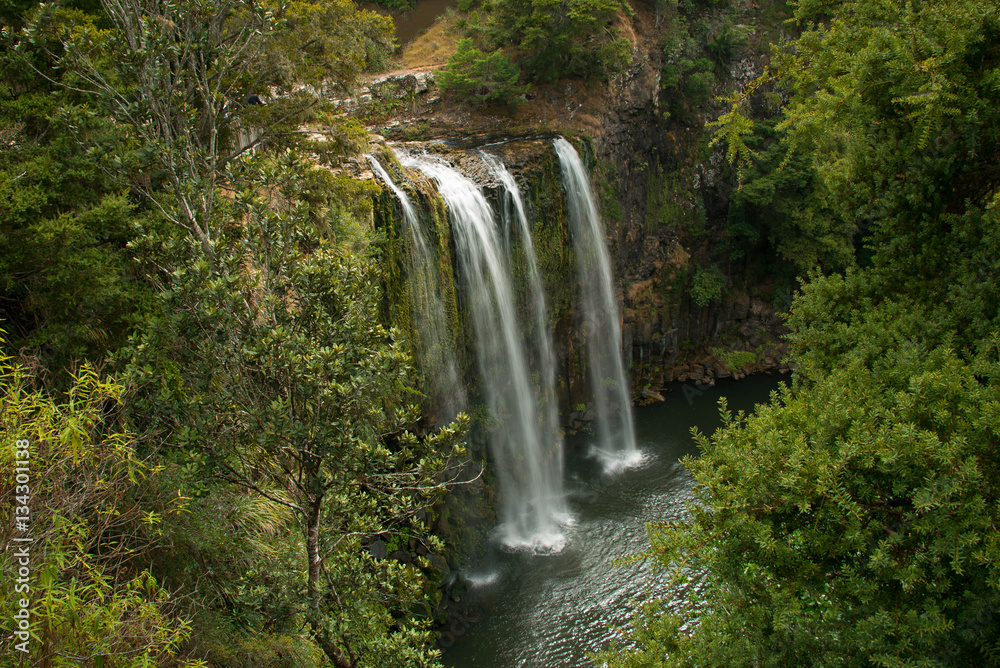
605 0 1000 665
436 39 527 108
689 263 725 306
657 1 749 122
0 351 191 665
480 0 633 82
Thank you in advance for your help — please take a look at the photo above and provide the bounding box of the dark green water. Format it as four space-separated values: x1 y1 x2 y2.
442 374 785 668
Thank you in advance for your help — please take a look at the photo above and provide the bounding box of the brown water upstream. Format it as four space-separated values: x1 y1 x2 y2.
364 0 457 45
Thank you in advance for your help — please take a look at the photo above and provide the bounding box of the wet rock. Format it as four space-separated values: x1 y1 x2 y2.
389 550 412 565
734 296 750 320
426 552 448 574
460 608 483 624
641 388 665 402
436 513 451 538
367 539 387 560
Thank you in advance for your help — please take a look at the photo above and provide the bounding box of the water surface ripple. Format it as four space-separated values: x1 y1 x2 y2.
444 375 784 668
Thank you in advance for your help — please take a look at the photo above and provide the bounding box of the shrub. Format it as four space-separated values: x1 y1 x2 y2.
0 348 191 664
712 346 756 373
690 263 726 306
437 39 527 108
484 0 632 82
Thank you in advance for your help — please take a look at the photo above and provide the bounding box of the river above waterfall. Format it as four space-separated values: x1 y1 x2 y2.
442 373 785 668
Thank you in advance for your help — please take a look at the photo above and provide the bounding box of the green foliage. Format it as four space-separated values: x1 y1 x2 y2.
148 476 317 661
121 152 468 667
702 15 750 69
711 345 755 373
726 121 855 274
605 336 1000 666
197 630 326 668
707 67 769 181
716 0 1000 238
437 39 527 108
372 0 412 10
644 160 705 233
0 30 152 379
689 263 725 306
22 0 392 256
480 0 632 82
607 1 1000 665
0 347 190 665
1 0 462 665
595 159 622 222
269 0 395 88
656 0 749 122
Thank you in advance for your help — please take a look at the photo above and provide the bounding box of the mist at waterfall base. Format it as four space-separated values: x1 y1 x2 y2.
442 375 784 668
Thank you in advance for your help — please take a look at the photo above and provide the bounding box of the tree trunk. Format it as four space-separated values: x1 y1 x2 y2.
305 494 353 668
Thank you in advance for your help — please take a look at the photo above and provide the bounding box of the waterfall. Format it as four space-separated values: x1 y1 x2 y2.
480 153 563 489
368 156 465 425
404 152 570 553
553 137 639 470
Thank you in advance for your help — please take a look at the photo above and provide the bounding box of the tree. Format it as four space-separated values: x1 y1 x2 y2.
0 9 152 379
121 152 469 668
480 0 633 82
603 318 1000 666
21 0 393 257
712 0 1000 244
724 123 855 275
605 0 1000 664
437 39 527 109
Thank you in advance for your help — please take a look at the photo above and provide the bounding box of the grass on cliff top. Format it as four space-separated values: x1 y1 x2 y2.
392 11 461 70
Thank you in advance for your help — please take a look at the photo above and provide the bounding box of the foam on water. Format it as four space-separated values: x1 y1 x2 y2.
588 446 649 475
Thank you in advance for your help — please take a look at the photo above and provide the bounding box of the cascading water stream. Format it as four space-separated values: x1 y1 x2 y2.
368 155 465 424
480 153 562 488
553 137 639 469
403 152 570 552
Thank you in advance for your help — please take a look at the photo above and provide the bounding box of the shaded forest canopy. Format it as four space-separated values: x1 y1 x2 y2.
1 0 999 666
